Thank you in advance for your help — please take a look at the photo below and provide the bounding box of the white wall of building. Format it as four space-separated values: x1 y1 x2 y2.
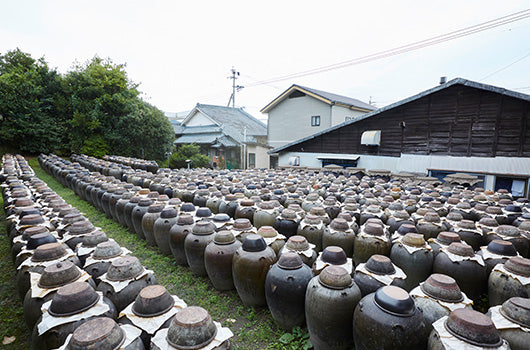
184 112 214 126
330 105 368 126
247 144 270 169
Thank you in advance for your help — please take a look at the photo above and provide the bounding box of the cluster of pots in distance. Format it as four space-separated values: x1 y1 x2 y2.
0 154 233 350
36 152 530 350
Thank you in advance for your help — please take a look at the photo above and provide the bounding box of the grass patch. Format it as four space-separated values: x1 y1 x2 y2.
0 189 32 349
27 157 289 349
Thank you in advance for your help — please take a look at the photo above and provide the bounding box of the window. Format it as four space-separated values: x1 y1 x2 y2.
345 116 354 122
248 153 256 169
311 115 320 126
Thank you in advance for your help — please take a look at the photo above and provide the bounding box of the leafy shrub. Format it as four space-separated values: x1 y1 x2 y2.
168 143 211 169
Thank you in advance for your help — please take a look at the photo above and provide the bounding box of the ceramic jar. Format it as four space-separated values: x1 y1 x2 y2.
253 201 279 229
141 203 164 246
168 214 194 266
353 286 427 350
478 240 519 275
416 211 444 240
323 218 355 257
488 256 530 306
312 246 353 276
232 234 277 306
153 208 178 256
353 222 391 266
116 192 134 227
274 209 299 239
428 231 461 258
123 196 141 231
305 265 362 350
184 220 216 276
204 231 242 291
353 254 407 296
279 235 317 267
452 219 484 251
265 252 313 330
487 297 530 350
297 214 324 253
433 242 487 300
257 226 285 257
131 198 153 239
235 199 257 224
218 194 239 218
390 233 434 291
85 240 125 281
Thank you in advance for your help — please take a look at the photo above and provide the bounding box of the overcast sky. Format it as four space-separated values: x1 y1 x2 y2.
1 1 529 122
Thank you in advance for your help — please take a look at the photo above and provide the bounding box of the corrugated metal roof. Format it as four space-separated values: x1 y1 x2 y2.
269 78 530 154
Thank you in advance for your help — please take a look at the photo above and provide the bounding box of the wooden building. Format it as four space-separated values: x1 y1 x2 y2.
270 78 530 196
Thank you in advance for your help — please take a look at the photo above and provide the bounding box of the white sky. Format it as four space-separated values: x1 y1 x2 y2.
1 1 529 122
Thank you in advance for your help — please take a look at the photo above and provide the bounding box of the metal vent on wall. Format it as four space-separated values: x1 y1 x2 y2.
361 130 381 146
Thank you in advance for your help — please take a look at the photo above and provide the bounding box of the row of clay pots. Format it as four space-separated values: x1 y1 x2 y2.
1 154 232 350
34 154 528 348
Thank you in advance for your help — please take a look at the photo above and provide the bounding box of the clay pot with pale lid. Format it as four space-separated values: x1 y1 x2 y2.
119 285 176 348
429 231 461 258
390 233 434 291
257 225 285 257
353 254 407 296
232 234 277 306
453 219 484 251
85 240 124 281
416 211 443 240
488 297 530 350
76 230 108 266
433 242 487 300
353 285 427 350
16 242 80 299
31 282 117 350
218 194 239 218
96 256 156 312
235 198 256 224
323 218 355 257
279 235 317 267
354 222 391 266
273 209 300 239
306 266 362 350
488 225 529 258
169 214 194 266
297 214 324 253
161 306 226 350
479 240 519 275
265 252 313 330
428 308 505 350
309 206 331 225
253 200 279 229
489 256 530 306
23 261 96 330
312 246 352 276
141 203 164 247
412 273 471 336
184 220 216 276
204 231 241 291
152 207 178 256
64 220 96 250
66 317 144 350
13 227 56 267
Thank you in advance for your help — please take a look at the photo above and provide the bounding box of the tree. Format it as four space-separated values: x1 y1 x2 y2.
0 49 67 154
168 143 211 169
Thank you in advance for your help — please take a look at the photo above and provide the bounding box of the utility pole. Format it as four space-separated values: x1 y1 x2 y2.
228 67 244 108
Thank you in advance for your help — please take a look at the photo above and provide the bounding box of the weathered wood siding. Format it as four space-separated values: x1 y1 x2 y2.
285 85 530 158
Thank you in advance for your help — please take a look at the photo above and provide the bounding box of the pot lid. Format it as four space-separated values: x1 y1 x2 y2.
177 214 194 225
26 232 57 250
147 203 164 213
446 212 463 221
68 317 125 350
321 246 347 265
38 261 82 289
160 208 178 219
504 257 530 277
364 223 384 236
214 230 236 245
257 226 278 238
196 207 212 218
374 286 416 316
167 306 217 350
402 233 425 247
233 218 252 231
48 282 100 317
106 256 145 281
277 251 304 270
365 255 395 275
496 225 520 237
22 225 49 240
447 242 475 257
436 232 461 245
396 223 418 236
486 240 517 256
82 230 108 248
31 242 67 262
212 213 230 223
330 218 349 231
420 273 463 303
192 220 215 235
319 265 352 289
132 285 175 317
444 308 502 347
93 240 122 259
499 297 530 328
285 235 310 251
242 234 267 252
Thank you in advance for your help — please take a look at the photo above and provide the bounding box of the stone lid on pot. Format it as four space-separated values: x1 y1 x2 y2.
365 255 396 275
132 285 175 317
192 220 215 235
374 286 416 316
309 206 326 216
457 220 476 230
504 257 530 277
424 211 441 223
26 232 57 250
177 214 194 226
48 282 99 317
147 203 164 213
257 226 278 238
138 198 154 207
436 232 461 245
280 209 297 220
329 218 349 231
38 261 82 289
478 217 498 227
397 223 418 236
160 208 178 219
214 231 236 245
499 297 530 328
486 240 517 257
240 199 254 207
474 203 488 212
486 206 503 215
278 251 304 270
242 234 267 252
106 256 144 281
364 222 384 236
420 273 463 303
444 308 502 347
31 242 67 262
212 213 230 223
68 317 125 350
319 265 352 289
402 233 426 247
19 214 44 225
303 214 321 225
93 240 122 259
82 230 108 248
233 218 252 231
180 203 196 212
447 242 475 257
196 207 212 218
321 246 347 265
22 225 49 240
166 306 217 350
68 220 95 235
285 235 310 251
497 225 520 237
258 201 275 210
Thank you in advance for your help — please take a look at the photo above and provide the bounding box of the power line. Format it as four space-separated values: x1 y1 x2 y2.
246 9 530 87
481 50 530 80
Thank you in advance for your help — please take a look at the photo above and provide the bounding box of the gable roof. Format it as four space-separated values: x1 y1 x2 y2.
176 104 267 146
270 78 530 154
261 84 376 113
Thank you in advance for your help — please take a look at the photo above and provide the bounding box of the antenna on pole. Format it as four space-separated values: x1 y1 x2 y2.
228 67 244 108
